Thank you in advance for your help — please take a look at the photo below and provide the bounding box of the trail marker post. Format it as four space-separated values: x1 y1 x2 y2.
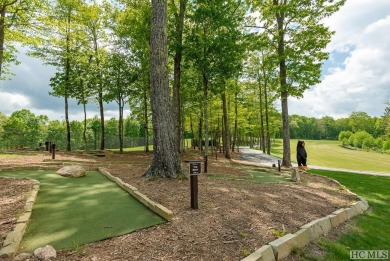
186 160 202 210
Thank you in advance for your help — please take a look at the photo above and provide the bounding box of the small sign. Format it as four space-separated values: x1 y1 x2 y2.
189 162 201 175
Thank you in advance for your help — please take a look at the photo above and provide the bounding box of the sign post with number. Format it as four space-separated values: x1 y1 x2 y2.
188 161 201 209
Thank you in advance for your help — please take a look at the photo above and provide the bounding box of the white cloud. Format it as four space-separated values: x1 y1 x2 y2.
0 92 31 114
289 4 390 119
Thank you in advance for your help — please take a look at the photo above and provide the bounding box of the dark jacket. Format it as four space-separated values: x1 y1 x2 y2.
297 147 307 160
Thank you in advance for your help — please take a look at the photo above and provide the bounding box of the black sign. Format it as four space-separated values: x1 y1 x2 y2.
189 162 201 175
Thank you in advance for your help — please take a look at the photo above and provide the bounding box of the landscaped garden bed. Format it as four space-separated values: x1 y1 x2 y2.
0 150 358 260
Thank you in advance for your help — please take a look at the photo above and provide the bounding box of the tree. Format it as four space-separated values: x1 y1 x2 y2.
185 0 247 159
0 0 42 78
114 0 152 153
144 0 182 178
29 0 87 151
2 109 46 148
252 0 345 166
81 2 109 150
169 0 188 153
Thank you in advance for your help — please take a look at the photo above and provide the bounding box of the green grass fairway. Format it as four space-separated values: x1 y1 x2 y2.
0 170 165 252
271 139 390 173
304 169 390 260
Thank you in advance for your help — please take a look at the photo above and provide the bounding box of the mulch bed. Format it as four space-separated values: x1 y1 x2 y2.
0 150 358 261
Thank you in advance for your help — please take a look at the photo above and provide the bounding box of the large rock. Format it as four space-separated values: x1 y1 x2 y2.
57 165 86 178
33 245 56 260
291 168 301 182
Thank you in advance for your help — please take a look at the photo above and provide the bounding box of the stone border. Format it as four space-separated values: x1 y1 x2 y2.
241 173 370 261
98 168 173 222
0 178 40 259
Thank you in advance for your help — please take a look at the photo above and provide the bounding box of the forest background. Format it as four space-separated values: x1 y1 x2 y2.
0 0 390 160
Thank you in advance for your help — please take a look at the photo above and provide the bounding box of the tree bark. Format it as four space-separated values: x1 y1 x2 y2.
275 0 292 166
0 6 6 78
98 88 105 150
258 78 265 153
222 91 231 159
172 0 187 154
144 0 182 178
83 102 87 150
202 71 209 158
143 88 149 153
232 91 238 152
64 12 71 152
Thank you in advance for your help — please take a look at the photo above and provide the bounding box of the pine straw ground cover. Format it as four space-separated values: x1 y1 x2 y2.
0 150 358 261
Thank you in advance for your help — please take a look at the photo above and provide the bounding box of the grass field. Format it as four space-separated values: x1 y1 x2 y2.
301 169 390 260
270 139 390 173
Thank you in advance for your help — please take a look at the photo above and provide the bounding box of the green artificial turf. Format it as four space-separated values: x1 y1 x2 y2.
0 170 165 251
301 169 390 260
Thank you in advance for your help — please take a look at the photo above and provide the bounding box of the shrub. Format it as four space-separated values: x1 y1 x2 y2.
362 136 375 151
338 131 353 142
374 138 384 150
341 138 349 146
353 131 373 148
383 140 390 152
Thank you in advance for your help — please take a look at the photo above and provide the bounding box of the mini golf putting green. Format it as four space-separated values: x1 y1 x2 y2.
0 169 165 252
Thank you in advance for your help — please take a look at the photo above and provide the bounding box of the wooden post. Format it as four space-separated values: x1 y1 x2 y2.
190 175 198 209
52 144 56 160
187 161 201 210
204 155 208 173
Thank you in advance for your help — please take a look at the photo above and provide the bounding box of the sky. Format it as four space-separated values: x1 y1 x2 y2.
0 0 390 121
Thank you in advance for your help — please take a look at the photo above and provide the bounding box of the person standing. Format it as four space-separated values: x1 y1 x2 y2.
297 140 308 170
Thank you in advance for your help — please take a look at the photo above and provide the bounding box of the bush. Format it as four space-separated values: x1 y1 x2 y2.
348 135 355 146
338 131 353 142
353 131 373 148
341 137 349 146
383 140 390 152
374 138 384 150
362 136 375 151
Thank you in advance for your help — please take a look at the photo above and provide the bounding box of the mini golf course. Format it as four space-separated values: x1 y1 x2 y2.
0 169 166 252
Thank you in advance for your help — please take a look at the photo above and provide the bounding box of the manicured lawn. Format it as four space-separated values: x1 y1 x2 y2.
271 139 390 173
303 169 390 260
0 170 165 251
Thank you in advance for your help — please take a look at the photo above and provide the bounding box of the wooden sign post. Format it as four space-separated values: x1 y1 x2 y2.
188 161 201 210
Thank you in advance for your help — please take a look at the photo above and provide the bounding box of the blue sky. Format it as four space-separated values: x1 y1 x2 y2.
1 0 390 121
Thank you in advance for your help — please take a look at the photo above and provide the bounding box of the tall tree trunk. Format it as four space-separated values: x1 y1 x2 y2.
64 13 71 152
232 91 238 152
264 79 271 154
275 1 291 166
0 7 6 78
83 102 87 150
258 79 265 153
118 95 124 154
190 114 195 149
98 88 105 150
222 91 231 159
198 107 203 150
202 72 209 158
143 88 149 153
144 0 182 178
172 0 187 154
